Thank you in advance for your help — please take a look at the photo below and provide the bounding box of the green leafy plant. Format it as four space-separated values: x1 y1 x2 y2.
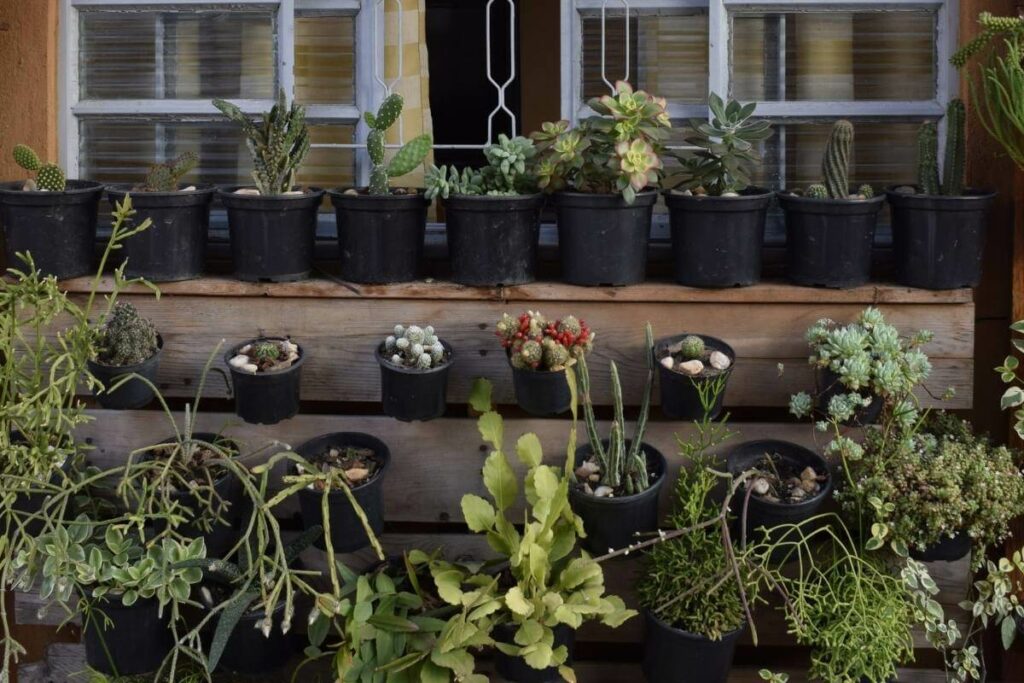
12 143 66 191
666 93 772 196
531 81 671 204
94 302 159 367
915 99 966 196
495 311 593 372
425 134 537 199
383 323 447 369
996 319 1024 438
364 93 432 195
140 152 199 192
213 89 310 195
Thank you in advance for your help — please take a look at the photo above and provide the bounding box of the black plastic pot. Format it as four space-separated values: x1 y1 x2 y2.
655 334 734 421
909 531 971 563
444 193 544 286
816 368 883 426
84 596 173 676
554 190 657 286
726 440 832 541
493 623 574 683
295 432 389 553
664 188 771 288
376 341 453 422
642 610 744 683
86 334 163 410
0 180 103 279
778 191 885 289
886 188 996 290
215 599 295 674
225 338 305 425
106 185 216 281
329 189 428 284
509 360 572 417
8 441 71 538
219 187 324 282
569 441 667 554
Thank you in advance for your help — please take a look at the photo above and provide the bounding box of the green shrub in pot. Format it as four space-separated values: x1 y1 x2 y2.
87 301 163 410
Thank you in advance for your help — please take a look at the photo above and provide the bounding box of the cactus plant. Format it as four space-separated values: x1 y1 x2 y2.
95 302 159 367
364 94 432 196
858 184 875 199
213 89 309 195
495 310 593 371
917 121 941 196
140 151 198 192
383 323 447 369
12 144 66 192
806 184 829 199
679 335 705 360
822 120 853 200
914 100 966 196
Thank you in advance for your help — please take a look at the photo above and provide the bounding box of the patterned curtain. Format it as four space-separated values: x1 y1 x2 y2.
383 0 434 188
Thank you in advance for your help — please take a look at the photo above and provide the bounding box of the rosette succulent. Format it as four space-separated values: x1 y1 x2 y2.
425 134 537 199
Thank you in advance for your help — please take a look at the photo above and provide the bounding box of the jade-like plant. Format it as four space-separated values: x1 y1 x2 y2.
495 311 593 372
383 323 447 369
425 134 537 199
138 152 199 192
213 89 310 195
93 302 159 367
364 93 432 195
801 120 873 200
12 144 65 192
915 100 966 196
531 81 671 204
667 93 773 196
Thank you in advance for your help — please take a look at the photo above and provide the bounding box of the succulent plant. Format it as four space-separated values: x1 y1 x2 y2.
13 144 66 192
495 310 593 371
141 151 198 192
365 94 432 195
857 184 875 199
822 120 853 200
425 134 537 199
679 335 705 360
806 184 829 199
95 302 159 367
213 89 309 195
252 341 281 362
383 323 447 369
916 100 965 196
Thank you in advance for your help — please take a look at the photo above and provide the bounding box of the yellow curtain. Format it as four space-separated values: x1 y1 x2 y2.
383 0 434 189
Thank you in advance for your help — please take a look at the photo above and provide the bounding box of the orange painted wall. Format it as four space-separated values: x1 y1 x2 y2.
0 1 59 181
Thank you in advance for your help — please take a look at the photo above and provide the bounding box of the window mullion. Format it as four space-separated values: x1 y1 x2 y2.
59 0 80 176
278 0 296 99
708 0 728 109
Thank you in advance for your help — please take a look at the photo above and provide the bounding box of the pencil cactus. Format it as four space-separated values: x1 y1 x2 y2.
917 121 941 196
384 324 446 369
941 99 965 196
822 120 853 200
13 144 66 192
365 94 432 196
142 151 198 192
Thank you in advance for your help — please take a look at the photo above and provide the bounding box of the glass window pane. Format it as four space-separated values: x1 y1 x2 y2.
79 10 276 100
298 125 357 192
295 15 356 105
582 13 708 102
731 11 936 102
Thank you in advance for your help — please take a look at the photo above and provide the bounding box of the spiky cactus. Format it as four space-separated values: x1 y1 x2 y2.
96 302 159 367
142 151 198 192
252 341 281 362
13 144 66 192
941 99 965 196
917 121 941 196
365 94 432 195
858 184 875 199
822 120 853 200
384 324 446 369
496 311 593 372
679 335 705 360
806 184 828 199
213 89 309 195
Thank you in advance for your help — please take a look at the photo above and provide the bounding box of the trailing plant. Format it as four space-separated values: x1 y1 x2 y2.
666 93 772 196
495 310 593 372
383 323 447 369
213 89 310 195
997 318 1024 440
574 323 654 496
916 99 966 196
425 134 537 199
94 302 159 367
12 143 65 192
139 152 199 192
364 93 432 195
531 80 671 204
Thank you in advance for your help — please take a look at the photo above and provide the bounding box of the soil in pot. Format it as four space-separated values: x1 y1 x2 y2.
569 441 667 554
0 180 103 279
642 610 744 683
909 530 971 563
329 188 428 284
106 184 216 281
655 334 734 420
493 623 575 683
444 193 544 286
87 334 163 410
226 337 304 425
295 432 389 553
219 187 324 282
664 188 771 288
377 335 453 422
83 596 174 676
555 190 657 286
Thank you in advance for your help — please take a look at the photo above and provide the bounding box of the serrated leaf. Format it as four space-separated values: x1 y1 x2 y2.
461 494 496 532
482 451 517 512
469 377 493 413
505 586 534 616
516 433 543 468
478 412 504 452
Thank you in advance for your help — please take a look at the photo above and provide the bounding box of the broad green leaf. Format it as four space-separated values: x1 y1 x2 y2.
505 586 534 616
419 660 450 683
530 544 549 585
1002 615 1017 649
430 648 475 676
482 451 518 512
515 619 544 646
1001 386 1024 410
469 377 493 413
434 569 465 605
368 614 420 632
478 411 504 451
461 494 496 532
522 642 554 669
558 558 600 590
516 433 544 468
559 665 578 683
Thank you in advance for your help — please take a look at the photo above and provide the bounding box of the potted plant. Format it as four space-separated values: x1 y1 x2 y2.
570 323 667 554
532 81 671 286
422 379 634 683
377 323 453 421
0 145 103 279
777 120 885 288
106 151 216 282
225 337 304 425
86 302 163 410
328 94 432 284
886 99 996 289
426 134 544 285
214 90 324 282
495 311 594 416
664 94 774 287
655 333 735 420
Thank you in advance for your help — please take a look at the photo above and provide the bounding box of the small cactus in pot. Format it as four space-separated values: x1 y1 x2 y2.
94 302 160 367
911 99 966 197
378 323 452 421
13 144 66 192
363 94 432 196
137 151 199 192
382 324 449 370
792 121 875 200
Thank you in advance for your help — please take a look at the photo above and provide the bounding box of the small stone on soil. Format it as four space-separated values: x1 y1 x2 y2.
593 486 614 498
659 356 675 370
679 360 704 376
234 188 261 195
709 351 731 371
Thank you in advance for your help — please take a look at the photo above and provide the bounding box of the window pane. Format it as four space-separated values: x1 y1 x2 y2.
731 12 935 102
582 13 708 102
298 125 357 193
295 15 356 105
79 10 276 100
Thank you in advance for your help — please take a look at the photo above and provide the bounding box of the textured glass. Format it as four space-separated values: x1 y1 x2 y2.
299 125 357 191
731 12 935 101
79 10 276 100
582 13 708 102
295 15 356 105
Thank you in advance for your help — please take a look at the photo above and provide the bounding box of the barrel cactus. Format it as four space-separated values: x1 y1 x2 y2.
384 324 446 369
679 335 706 360
141 151 199 192
366 94 432 196
822 120 853 200
495 310 593 371
806 184 829 200
13 144 66 192
95 302 159 367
